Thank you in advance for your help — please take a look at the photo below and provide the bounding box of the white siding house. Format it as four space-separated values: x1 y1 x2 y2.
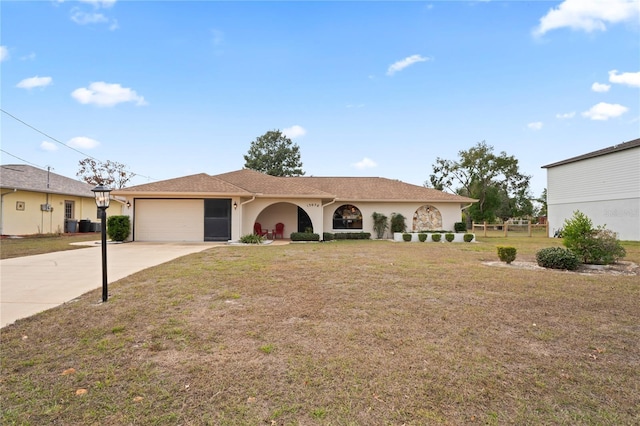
542 138 640 241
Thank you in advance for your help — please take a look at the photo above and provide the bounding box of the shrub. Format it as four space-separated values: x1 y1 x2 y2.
323 232 334 241
371 212 389 239
290 232 320 241
106 215 130 242
444 233 455 242
390 213 407 233
418 233 427 242
463 233 474 243
431 233 441 242
402 233 412 242
497 246 517 264
562 210 626 264
333 232 371 240
240 234 263 244
536 247 580 270
454 222 467 232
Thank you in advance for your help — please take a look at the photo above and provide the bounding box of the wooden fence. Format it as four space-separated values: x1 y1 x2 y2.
472 221 549 238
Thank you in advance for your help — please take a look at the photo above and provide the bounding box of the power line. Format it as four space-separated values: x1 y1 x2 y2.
0 149 46 169
1 108 156 182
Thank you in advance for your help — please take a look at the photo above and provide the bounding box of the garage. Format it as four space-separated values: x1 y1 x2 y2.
134 199 204 242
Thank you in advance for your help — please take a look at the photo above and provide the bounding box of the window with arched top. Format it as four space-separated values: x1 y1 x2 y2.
333 204 363 229
413 205 442 231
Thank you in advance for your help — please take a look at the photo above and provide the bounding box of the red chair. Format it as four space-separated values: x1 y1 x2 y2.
254 222 268 237
273 222 285 239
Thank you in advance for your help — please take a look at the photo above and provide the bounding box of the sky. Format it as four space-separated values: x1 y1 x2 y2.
1 0 639 199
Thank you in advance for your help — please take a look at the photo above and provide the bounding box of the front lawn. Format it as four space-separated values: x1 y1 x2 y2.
1 238 639 425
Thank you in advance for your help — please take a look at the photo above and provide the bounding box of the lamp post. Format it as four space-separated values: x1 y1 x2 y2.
92 185 112 303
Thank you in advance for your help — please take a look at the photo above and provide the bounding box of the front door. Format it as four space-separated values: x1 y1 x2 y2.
204 199 231 241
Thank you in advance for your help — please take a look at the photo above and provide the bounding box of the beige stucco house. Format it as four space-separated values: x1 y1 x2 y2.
0 164 110 236
112 169 477 242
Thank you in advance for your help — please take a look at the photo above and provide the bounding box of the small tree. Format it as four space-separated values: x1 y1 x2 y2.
244 130 304 176
390 213 406 233
107 216 130 242
371 212 389 239
77 158 134 189
562 210 625 265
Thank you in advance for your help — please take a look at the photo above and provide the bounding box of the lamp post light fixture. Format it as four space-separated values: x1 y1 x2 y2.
92 184 112 303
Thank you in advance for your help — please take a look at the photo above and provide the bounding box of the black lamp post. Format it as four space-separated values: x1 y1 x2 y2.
92 185 112 302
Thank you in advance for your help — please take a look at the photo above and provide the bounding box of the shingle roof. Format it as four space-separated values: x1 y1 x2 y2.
114 168 476 203
541 137 640 168
292 176 477 202
213 169 334 198
0 164 95 197
113 173 251 195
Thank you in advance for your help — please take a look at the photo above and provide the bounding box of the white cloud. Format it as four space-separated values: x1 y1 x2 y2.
352 157 378 170
67 136 100 149
0 45 8 62
78 0 117 8
71 10 108 25
282 125 306 139
16 76 53 89
533 0 640 36
556 111 576 119
20 52 36 61
582 102 628 120
386 54 430 76
71 82 147 107
40 141 58 152
609 69 640 88
527 122 543 130
591 82 611 92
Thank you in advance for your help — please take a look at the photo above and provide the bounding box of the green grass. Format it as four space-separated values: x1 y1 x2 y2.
1 237 639 425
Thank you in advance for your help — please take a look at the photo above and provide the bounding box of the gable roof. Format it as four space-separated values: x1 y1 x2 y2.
0 164 95 197
541 137 640 169
114 168 476 203
113 173 251 196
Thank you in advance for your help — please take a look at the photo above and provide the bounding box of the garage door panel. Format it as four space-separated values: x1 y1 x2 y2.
135 200 203 242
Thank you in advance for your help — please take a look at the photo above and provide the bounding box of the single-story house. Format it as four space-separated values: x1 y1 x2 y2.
541 137 640 241
0 164 113 236
112 169 477 242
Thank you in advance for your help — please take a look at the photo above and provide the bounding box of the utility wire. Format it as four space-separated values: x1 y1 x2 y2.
0 149 46 169
1 108 156 181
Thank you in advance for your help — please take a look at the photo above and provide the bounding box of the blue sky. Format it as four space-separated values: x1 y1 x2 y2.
2 0 639 199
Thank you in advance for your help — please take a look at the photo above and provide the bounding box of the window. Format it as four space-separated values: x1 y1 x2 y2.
64 201 74 219
333 204 362 229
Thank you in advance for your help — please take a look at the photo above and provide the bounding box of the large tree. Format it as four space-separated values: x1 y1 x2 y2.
244 130 304 176
428 141 532 223
77 158 134 189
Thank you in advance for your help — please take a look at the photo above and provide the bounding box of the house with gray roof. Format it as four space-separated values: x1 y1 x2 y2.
1 164 106 235
542 137 640 241
113 169 477 242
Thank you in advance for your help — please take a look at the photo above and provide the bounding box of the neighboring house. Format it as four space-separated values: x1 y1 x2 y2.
0 164 108 236
541 138 640 241
112 168 477 242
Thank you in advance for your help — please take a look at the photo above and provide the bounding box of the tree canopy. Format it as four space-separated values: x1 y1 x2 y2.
77 158 134 189
244 130 304 177
428 141 532 223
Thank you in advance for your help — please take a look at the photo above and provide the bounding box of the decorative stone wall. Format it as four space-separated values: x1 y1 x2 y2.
412 205 442 231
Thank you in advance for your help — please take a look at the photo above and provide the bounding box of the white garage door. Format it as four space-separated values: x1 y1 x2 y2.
135 199 204 242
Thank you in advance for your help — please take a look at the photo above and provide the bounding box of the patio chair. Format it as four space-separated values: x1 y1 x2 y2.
254 222 268 237
273 222 285 239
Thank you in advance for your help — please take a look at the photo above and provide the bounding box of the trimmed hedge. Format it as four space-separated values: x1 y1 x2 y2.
431 233 442 242
497 246 517 264
536 247 580 270
323 232 334 241
290 232 320 241
444 233 455 242
418 233 427 242
454 222 467 232
332 232 371 240
463 233 474 243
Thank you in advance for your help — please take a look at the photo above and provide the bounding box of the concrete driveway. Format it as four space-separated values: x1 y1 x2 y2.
1 242 220 328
